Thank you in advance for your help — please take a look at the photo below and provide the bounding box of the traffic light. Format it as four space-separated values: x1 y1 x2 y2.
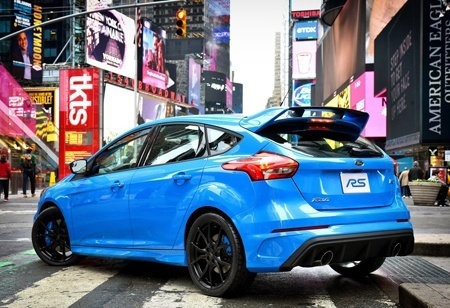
176 8 187 38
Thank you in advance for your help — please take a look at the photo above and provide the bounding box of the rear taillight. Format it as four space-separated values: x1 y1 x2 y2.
222 152 299 181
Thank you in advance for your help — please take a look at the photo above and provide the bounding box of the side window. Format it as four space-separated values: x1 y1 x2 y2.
92 128 151 175
144 124 206 166
207 128 241 155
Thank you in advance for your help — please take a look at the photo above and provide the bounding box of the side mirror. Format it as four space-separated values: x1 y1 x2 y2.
69 159 87 174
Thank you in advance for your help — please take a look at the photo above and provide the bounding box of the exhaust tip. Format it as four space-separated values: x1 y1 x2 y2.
392 242 402 256
320 250 334 265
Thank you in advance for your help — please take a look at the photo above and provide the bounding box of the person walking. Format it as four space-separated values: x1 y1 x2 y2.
428 169 449 207
398 167 410 198
20 148 37 198
408 161 424 181
0 155 12 201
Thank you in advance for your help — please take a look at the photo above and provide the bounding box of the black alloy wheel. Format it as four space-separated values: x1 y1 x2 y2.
187 213 256 297
329 257 386 277
32 206 82 266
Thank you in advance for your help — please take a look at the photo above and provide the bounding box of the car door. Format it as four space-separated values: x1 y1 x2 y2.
128 123 207 249
69 128 151 248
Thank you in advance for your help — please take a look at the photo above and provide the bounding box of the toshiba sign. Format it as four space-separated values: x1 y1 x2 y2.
59 68 100 178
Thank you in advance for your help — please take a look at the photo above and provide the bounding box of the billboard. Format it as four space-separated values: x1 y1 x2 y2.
421 0 450 143
292 80 313 107
27 88 58 144
139 19 170 90
318 0 365 103
103 84 136 143
294 20 318 41
205 0 230 73
350 72 386 138
292 40 317 80
10 0 43 82
188 57 202 113
203 70 226 105
85 1 136 78
0 65 36 137
59 68 100 179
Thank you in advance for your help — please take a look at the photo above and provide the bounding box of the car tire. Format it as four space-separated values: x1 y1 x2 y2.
329 257 386 277
186 213 256 297
32 206 82 266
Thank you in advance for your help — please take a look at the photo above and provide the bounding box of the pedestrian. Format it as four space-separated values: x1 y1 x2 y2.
428 169 449 207
408 161 424 182
398 167 410 198
0 155 12 201
20 147 37 198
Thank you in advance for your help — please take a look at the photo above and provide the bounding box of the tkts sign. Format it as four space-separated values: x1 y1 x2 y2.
59 68 100 179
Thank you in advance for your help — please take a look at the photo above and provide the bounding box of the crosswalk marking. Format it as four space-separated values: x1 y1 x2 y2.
0 210 36 215
1 264 118 308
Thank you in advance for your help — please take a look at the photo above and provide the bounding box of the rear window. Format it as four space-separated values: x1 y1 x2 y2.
265 133 383 158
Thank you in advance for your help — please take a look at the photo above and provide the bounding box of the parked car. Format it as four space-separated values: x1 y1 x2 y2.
32 107 414 297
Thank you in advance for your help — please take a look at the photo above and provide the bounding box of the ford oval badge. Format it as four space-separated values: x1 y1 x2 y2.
355 160 364 166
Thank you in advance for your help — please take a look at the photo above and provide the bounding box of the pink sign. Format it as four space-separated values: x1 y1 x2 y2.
350 72 386 137
0 65 36 137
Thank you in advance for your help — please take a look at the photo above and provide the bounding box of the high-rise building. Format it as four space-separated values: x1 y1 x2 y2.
266 32 282 109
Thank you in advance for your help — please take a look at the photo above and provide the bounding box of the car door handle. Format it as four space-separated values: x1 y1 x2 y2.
111 181 124 192
172 173 192 185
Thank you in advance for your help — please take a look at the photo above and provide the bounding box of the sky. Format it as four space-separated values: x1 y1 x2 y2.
230 1 288 115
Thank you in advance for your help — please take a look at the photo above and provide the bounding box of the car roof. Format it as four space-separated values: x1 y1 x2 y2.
120 107 369 142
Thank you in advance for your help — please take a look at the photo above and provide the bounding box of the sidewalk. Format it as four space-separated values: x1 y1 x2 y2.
399 197 450 308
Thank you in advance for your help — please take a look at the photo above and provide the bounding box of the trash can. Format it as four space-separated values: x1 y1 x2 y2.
11 171 21 195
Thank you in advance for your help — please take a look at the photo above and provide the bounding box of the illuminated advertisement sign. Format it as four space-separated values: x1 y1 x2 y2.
226 77 233 110
213 26 230 43
292 80 313 106
85 1 136 79
27 88 57 143
0 65 36 137
188 58 202 113
350 72 386 138
10 0 43 82
59 68 100 179
140 19 170 90
292 40 317 80
204 70 226 104
294 20 318 41
291 0 322 11
206 0 230 72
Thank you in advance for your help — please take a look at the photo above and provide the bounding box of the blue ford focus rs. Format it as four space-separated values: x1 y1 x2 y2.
32 107 414 297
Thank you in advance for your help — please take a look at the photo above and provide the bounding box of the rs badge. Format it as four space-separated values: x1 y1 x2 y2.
340 173 371 194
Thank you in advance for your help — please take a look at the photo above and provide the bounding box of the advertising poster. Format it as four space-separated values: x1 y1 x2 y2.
103 84 136 143
292 40 317 80
350 72 386 138
294 20 318 41
205 0 230 72
140 95 166 122
292 80 313 107
0 65 36 137
10 0 43 82
226 77 233 110
204 70 226 105
140 20 171 90
85 1 136 78
188 57 202 113
59 68 100 179
27 88 58 144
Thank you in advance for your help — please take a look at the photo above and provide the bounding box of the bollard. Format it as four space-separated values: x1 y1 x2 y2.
49 172 56 186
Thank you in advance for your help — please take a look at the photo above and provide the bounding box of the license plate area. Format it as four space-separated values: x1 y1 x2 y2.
340 172 370 193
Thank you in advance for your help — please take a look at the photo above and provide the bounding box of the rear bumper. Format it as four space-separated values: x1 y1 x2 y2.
279 230 414 271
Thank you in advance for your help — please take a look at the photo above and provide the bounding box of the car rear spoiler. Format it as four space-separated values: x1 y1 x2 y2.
240 107 369 137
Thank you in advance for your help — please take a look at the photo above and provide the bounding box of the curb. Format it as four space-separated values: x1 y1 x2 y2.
399 283 450 308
